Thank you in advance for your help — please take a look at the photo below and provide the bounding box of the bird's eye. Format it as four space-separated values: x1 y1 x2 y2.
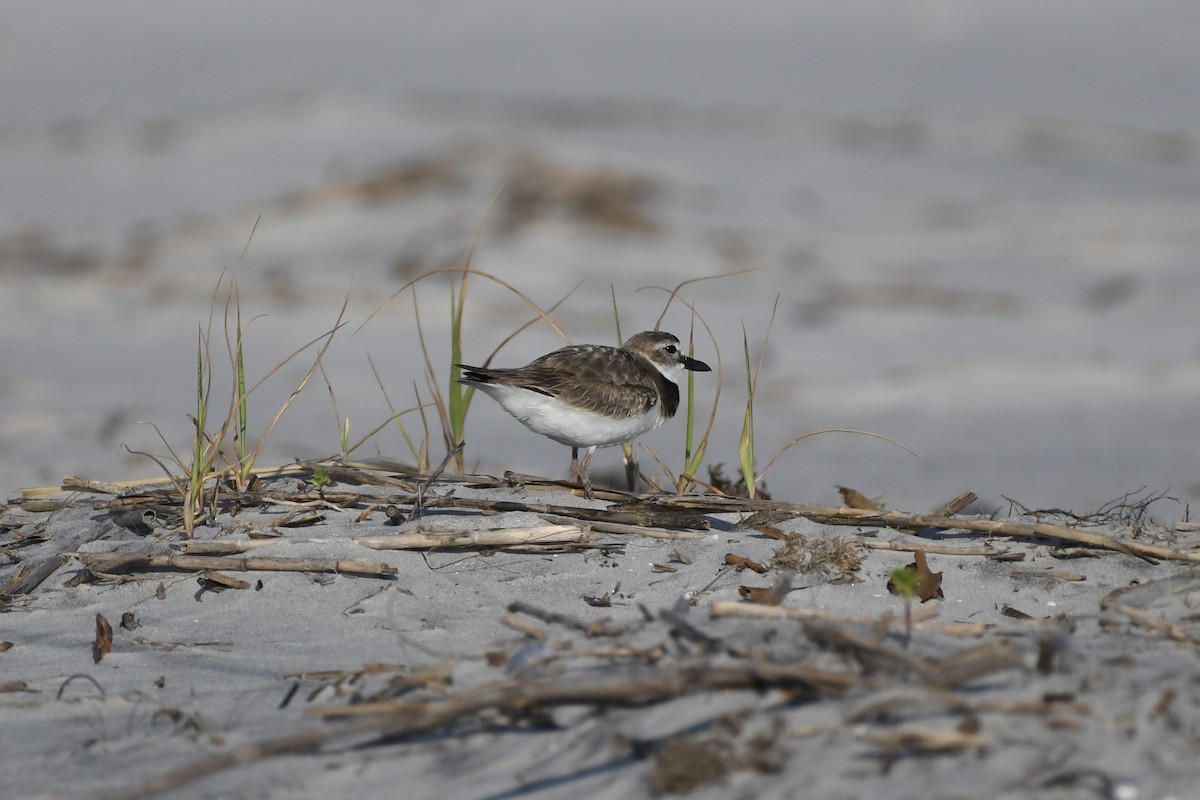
664 345 678 354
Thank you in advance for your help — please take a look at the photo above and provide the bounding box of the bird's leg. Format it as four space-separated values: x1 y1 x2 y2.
570 447 581 484
577 446 596 499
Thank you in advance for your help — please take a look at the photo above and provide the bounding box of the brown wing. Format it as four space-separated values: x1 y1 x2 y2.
462 344 672 417
523 345 661 417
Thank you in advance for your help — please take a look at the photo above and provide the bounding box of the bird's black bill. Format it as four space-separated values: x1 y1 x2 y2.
682 356 711 372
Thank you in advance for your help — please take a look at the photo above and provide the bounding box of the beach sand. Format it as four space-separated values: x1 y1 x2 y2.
3 465 1197 799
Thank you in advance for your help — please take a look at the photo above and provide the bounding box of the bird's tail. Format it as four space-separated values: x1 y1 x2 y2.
456 365 492 385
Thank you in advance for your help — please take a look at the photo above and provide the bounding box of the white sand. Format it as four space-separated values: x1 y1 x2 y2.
3 471 1198 799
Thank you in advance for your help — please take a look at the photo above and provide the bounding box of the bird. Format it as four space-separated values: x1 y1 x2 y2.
458 330 711 497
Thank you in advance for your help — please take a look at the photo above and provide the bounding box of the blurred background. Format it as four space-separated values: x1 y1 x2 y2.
2 1 1198 520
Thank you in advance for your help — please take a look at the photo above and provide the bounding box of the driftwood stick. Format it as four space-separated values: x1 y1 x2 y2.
540 514 707 540
295 461 418 489
21 464 312 500
858 540 1008 557
1 554 69 597
356 525 592 550
79 552 396 578
177 539 285 554
508 600 629 637
709 601 987 637
1 524 112 598
823 510 1170 562
395 495 710 530
90 490 365 512
299 458 501 488
859 724 990 754
60 476 131 495
930 491 979 517
630 497 1191 564
176 519 694 555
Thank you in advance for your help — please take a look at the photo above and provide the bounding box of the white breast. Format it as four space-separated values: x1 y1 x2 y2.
474 384 665 448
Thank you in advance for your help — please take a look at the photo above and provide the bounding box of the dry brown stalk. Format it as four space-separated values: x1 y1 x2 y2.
725 553 770 573
79 552 397 578
88 490 364 512
932 640 1025 687
356 524 590 550
1 523 110 598
800 619 1021 688
508 600 629 637
709 601 987 638
177 539 281 554
845 687 1088 723
309 661 861 722
24 465 312 500
859 540 1008 557
500 613 549 639
930 491 979 517
1110 604 1194 643
61 476 130 495
858 724 989 754
538 513 707 540
836 486 881 510
286 663 409 682
295 461 421 489
494 543 608 554
1010 569 1086 582
407 494 711 530
198 570 251 590
167 523 692 559
132 637 234 651
631 496 1192 563
801 618 937 678
500 471 635 498
0 555 69 598
0 681 36 694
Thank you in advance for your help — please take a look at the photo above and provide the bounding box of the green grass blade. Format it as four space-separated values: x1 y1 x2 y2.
610 284 623 344
680 327 707 489
447 276 468 471
186 328 209 534
235 303 249 475
610 284 639 489
738 325 756 499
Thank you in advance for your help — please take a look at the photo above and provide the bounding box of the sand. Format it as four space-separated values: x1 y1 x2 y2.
3 464 1198 800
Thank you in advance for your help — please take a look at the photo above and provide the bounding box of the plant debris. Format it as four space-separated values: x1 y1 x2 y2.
650 737 735 796
770 532 863 577
887 551 944 603
93 613 112 663
837 485 881 511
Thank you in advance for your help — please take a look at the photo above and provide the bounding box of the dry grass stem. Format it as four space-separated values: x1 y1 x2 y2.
931 491 979 517
79 552 397 578
859 539 1013 557
710 601 987 637
356 524 589 550
858 725 990 755
630 496 1197 564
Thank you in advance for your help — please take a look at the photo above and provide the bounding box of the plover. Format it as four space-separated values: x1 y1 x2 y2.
459 330 711 497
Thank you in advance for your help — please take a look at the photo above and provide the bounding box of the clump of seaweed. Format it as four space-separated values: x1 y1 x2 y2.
770 532 862 577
